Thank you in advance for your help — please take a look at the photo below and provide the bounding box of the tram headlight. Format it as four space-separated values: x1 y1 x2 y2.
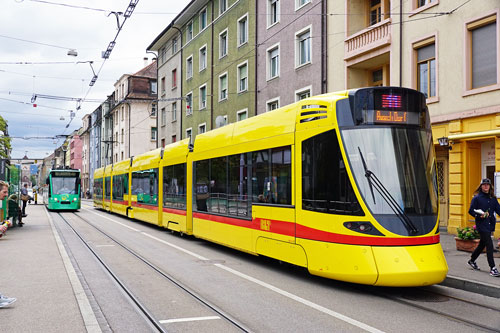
343 221 382 236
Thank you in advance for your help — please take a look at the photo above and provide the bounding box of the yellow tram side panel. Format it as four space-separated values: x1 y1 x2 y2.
110 158 131 217
93 167 104 209
191 104 299 256
103 165 113 211
291 95 380 284
130 148 162 226
161 139 190 233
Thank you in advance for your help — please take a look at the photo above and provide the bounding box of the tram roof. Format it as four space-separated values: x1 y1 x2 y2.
192 90 349 155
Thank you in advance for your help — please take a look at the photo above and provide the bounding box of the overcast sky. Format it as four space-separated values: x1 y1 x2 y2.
0 0 191 159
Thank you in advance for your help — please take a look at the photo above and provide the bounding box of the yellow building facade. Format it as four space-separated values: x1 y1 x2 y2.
328 0 500 236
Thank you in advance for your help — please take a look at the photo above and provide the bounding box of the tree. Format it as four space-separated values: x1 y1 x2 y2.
0 116 12 159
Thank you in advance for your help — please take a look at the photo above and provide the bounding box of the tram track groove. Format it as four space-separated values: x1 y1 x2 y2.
56 212 167 333
59 211 250 333
358 285 500 332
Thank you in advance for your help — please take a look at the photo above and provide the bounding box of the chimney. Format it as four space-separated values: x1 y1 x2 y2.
143 57 149 67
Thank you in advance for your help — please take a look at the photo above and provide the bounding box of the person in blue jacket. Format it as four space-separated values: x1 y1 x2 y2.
468 178 500 277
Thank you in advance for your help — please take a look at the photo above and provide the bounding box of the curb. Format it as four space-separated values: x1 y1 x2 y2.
439 275 500 298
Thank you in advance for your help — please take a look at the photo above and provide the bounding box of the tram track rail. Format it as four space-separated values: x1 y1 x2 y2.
358 285 500 332
55 211 250 333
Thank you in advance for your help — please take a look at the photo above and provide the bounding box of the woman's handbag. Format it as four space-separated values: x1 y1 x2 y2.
21 194 29 201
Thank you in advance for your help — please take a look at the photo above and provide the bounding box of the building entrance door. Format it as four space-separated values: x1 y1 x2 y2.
437 157 448 227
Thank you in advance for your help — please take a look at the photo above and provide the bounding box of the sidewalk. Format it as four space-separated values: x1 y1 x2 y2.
0 203 88 332
439 228 500 297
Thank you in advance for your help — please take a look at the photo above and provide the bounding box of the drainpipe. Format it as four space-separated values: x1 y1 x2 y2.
321 0 327 93
399 0 403 87
146 51 158 148
254 0 258 116
210 0 214 129
172 26 182 139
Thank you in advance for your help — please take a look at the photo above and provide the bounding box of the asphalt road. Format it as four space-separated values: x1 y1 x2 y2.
52 204 500 332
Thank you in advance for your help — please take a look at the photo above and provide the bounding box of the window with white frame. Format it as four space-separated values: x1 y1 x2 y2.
417 0 436 8
172 38 177 54
151 127 157 141
267 45 280 79
172 102 177 121
219 29 228 58
198 123 206 134
186 56 193 79
151 80 158 94
238 14 248 46
186 92 193 115
219 73 228 101
237 109 248 121
295 86 311 101
199 85 207 109
467 15 497 90
200 8 207 30
161 77 166 95
267 98 279 111
161 107 166 126
187 21 193 41
268 0 280 27
151 103 157 117
296 0 310 9
296 27 311 67
199 45 207 71
220 0 227 14
415 39 436 98
172 69 177 88
237 62 248 93
186 128 192 141
160 47 166 64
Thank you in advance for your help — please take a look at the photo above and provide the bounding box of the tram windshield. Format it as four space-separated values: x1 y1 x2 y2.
341 127 438 236
51 175 78 195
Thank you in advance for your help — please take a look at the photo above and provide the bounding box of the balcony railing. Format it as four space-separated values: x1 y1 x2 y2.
344 19 391 60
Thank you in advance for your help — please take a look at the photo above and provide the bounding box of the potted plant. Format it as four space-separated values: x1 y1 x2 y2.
455 226 483 252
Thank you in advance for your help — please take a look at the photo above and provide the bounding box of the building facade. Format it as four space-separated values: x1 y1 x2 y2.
256 0 326 113
69 134 82 171
328 0 500 237
110 61 158 162
148 0 257 143
80 114 91 195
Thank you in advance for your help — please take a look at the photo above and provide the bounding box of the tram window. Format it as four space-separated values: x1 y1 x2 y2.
302 130 363 215
94 179 103 198
105 177 111 199
209 157 228 214
132 169 158 205
252 146 291 205
163 163 186 209
271 147 291 205
123 174 129 195
251 150 269 203
229 153 250 217
194 160 209 211
112 175 124 200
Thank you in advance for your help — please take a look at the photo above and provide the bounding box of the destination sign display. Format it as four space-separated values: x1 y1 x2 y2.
374 110 408 124
52 172 78 177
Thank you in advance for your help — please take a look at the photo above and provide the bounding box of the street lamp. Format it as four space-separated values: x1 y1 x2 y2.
438 137 452 150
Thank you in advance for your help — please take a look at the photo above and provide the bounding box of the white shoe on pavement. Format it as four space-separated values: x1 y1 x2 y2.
0 295 16 307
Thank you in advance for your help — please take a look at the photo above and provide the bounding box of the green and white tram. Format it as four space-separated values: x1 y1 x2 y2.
45 169 81 210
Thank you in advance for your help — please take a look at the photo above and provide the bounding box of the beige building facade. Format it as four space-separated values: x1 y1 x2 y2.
328 0 500 236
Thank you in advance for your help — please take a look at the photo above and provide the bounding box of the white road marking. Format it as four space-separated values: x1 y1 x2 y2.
85 209 140 232
81 207 385 333
95 244 115 247
45 208 102 333
159 316 220 324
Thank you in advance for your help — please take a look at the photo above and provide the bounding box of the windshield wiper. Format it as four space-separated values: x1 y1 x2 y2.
358 148 419 235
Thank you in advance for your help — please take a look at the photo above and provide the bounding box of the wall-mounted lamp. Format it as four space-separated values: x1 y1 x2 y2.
438 136 452 150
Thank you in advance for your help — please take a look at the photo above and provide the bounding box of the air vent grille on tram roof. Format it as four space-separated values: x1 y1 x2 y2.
299 104 328 123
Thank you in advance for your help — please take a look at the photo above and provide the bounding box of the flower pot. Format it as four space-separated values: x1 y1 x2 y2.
455 238 485 253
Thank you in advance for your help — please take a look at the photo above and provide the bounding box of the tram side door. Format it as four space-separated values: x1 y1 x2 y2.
436 157 448 227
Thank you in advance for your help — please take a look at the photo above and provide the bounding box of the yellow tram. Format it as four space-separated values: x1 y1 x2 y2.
93 87 448 286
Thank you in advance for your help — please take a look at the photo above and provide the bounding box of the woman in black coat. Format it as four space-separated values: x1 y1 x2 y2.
468 178 500 277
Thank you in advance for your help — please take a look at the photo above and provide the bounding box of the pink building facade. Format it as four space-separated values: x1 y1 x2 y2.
69 135 83 171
